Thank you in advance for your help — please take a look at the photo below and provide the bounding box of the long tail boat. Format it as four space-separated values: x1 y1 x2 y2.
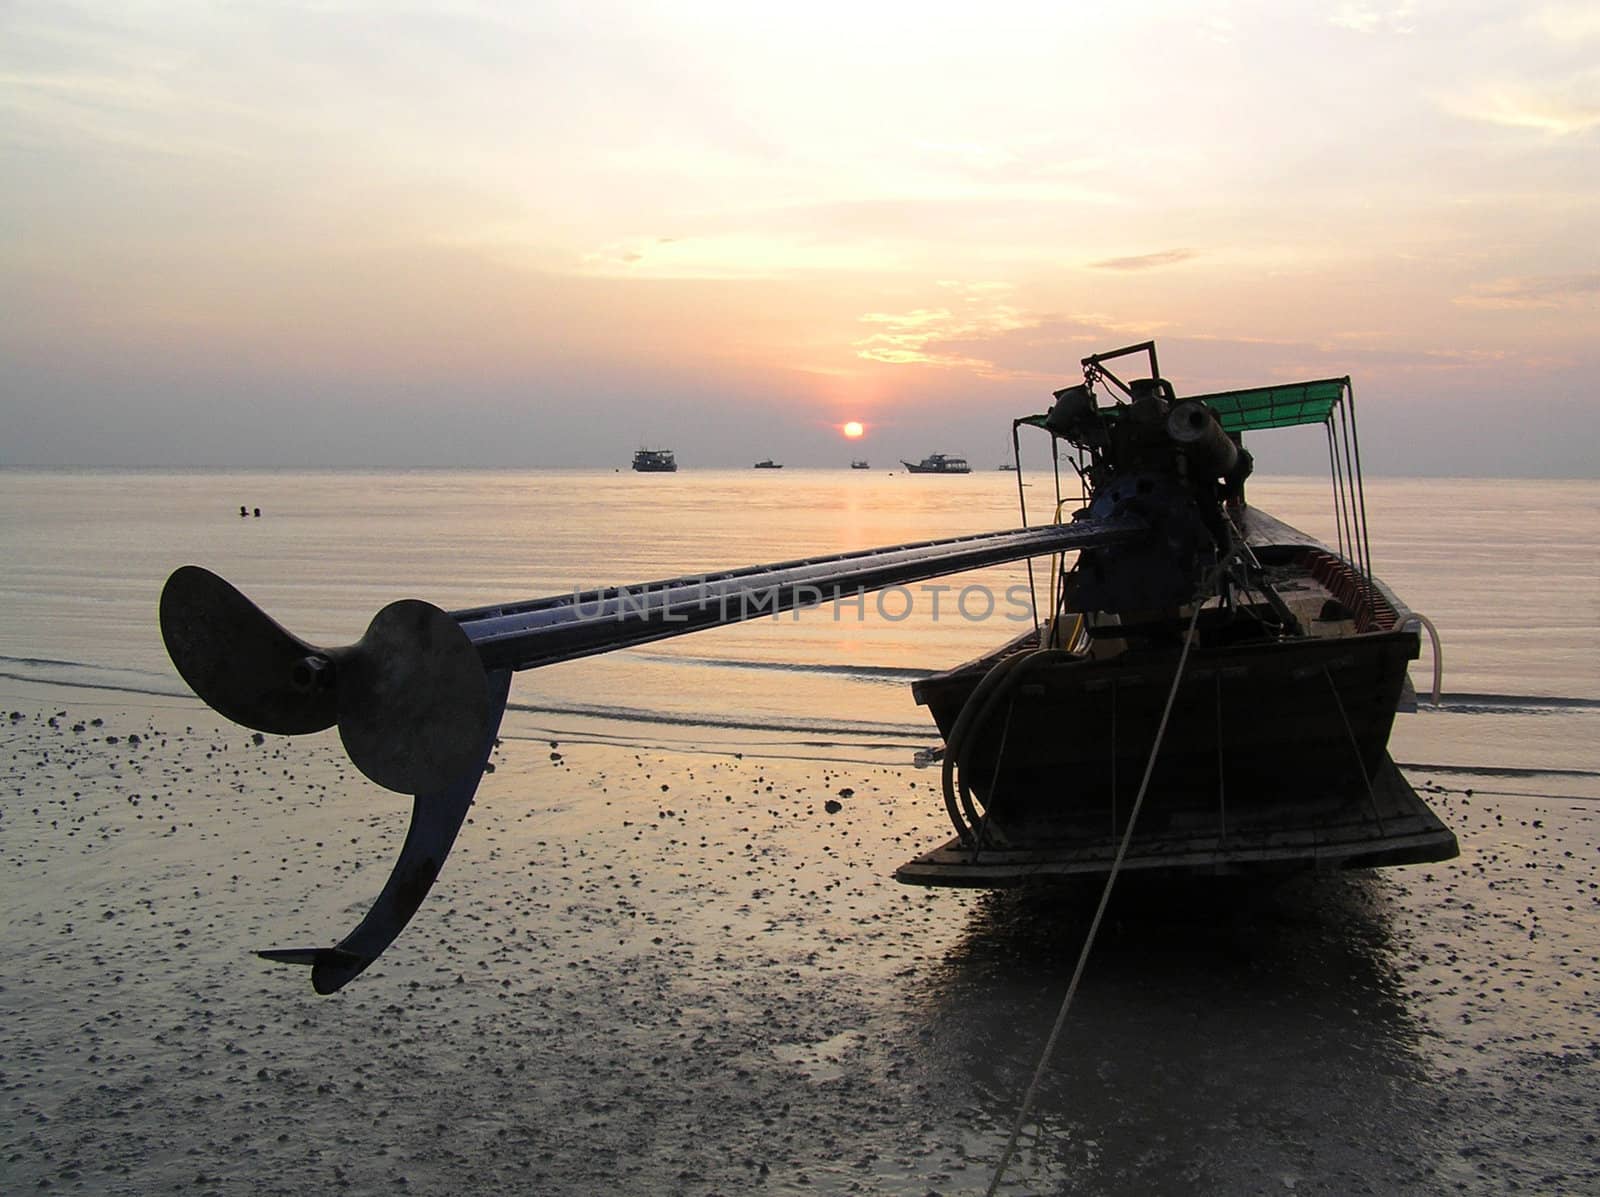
159 340 1455 993
900 342 1455 886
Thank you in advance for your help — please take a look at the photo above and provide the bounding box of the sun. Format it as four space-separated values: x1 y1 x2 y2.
842 421 865 439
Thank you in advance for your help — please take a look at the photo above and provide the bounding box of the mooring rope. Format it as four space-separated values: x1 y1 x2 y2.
983 590 1210 1197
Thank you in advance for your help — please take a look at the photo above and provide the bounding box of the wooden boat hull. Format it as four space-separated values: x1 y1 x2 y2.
901 526 1460 884
896 754 1456 885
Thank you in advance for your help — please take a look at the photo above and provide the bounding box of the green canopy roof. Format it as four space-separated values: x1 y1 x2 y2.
1189 378 1348 432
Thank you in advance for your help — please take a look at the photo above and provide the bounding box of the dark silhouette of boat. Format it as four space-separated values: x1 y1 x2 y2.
850 459 870 469
631 448 677 472
898 343 1454 884
753 459 782 469
158 339 1456 993
902 453 970 474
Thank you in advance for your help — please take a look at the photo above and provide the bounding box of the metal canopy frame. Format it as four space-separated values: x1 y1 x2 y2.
1080 341 1161 400
1011 355 1377 618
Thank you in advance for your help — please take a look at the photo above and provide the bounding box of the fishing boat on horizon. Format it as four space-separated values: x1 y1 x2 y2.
902 453 971 474
753 459 783 469
158 339 1455 994
851 459 870 469
631 448 677 472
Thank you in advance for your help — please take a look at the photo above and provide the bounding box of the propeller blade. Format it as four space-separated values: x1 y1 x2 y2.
336 599 493 796
261 668 512 993
159 565 337 735
159 568 492 794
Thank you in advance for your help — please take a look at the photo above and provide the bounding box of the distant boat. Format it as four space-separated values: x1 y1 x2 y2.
901 453 970 474
850 459 870 469
632 448 677 472
998 462 1018 471
753 459 783 469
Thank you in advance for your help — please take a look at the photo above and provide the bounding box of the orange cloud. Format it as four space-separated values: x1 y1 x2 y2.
853 287 1035 374
1087 248 1199 272
1454 273 1600 309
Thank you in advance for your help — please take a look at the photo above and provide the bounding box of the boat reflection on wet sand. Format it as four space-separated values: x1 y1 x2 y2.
921 873 1436 1191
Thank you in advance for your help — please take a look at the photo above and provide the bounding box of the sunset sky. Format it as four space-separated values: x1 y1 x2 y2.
3 1 1596 473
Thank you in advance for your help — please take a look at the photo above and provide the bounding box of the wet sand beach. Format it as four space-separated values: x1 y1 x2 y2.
4 688 1597 1195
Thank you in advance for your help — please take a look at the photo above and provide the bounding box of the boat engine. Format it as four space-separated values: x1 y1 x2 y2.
1044 373 1248 615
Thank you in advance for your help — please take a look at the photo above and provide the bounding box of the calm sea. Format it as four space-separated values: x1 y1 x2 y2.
0 467 1595 787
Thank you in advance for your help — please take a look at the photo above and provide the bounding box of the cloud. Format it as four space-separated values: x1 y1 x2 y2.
918 317 1121 380
853 290 1041 373
1454 273 1600 309
1531 4 1600 42
580 233 902 279
875 318 1539 395
1437 71 1600 134
856 304 1155 380
1087 249 1198 272
1328 3 1417 35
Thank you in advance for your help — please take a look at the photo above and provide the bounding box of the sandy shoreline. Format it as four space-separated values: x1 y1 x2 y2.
3 686 1598 1195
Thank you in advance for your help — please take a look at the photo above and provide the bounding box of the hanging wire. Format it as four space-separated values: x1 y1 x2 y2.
1344 377 1375 588
1325 420 1347 563
1336 389 1364 603
1324 667 1387 834
1335 404 1355 575
1052 430 1063 515
1013 419 1040 635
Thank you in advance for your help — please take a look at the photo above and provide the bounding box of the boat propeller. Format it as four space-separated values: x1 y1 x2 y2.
159 566 510 992
159 566 494 795
158 515 1149 992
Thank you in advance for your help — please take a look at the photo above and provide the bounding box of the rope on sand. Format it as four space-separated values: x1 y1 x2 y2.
984 593 1208 1196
